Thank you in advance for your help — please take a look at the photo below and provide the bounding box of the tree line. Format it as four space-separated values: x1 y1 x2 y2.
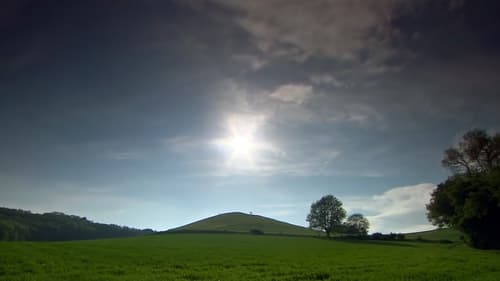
0 207 154 241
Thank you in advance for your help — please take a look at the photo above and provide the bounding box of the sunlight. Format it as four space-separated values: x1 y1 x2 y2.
226 135 254 157
213 114 267 170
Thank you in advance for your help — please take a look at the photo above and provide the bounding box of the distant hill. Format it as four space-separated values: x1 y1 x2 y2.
0 207 154 241
405 228 462 242
168 212 318 236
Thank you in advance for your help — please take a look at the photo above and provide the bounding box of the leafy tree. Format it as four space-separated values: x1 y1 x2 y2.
344 213 370 236
442 128 500 175
427 129 500 249
427 169 500 249
307 195 346 237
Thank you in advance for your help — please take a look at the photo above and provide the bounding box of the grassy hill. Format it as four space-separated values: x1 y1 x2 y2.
405 228 462 242
168 212 318 236
1 233 499 280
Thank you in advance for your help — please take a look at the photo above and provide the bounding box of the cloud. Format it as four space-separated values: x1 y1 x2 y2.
232 54 268 71
269 84 313 104
371 184 435 218
165 136 208 153
207 0 415 68
310 74 346 88
214 80 382 126
106 151 142 160
344 183 436 233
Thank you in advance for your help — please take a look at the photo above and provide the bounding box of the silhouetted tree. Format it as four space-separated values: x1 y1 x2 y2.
307 195 346 237
344 213 370 236
427 129 500 249
442 128 500 175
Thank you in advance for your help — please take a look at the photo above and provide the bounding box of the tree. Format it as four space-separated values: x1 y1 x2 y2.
427 129 500 249
427 169 500 249
442 128 500 175
306 195 346 237
344 213 370 236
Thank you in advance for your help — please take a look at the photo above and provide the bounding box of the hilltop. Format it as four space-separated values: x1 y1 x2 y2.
168 212 318 236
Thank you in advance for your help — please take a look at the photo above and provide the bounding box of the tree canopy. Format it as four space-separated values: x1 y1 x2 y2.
442 128 500 175
344 213 370 236
427 129 500 249
306 195 346 237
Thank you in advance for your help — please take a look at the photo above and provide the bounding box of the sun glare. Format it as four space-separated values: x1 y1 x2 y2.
227 135 254 157
213 114 267 170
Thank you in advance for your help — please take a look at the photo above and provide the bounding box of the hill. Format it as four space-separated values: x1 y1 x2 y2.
0 207 154 241
405 228 462 242
168 212 318 236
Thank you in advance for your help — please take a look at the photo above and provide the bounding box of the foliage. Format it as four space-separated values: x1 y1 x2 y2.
0 207 153 241
306 195 346 236
427 168 500 249
343 213 370 236
370 232 405 241
442 128 500 175
1 233 500 281
249 229 264 235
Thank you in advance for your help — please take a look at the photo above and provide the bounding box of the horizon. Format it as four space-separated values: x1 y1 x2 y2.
2 1 500 234
2 207 439 235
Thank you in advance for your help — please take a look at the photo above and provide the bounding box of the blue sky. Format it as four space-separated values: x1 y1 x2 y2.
1 0 500 233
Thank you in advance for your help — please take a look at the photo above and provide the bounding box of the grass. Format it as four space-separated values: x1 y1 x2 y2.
405 228 463 242
1 233 500 281
168 212 318 236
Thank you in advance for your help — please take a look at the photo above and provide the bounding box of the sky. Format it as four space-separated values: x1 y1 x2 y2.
1 0 500 233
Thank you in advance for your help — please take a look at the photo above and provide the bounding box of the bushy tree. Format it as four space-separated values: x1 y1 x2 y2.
344 213 370 236
427 129 500 249
306 195 346 237
427 169 500 249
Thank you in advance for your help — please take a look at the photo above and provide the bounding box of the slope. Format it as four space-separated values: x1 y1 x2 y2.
405 228 462 242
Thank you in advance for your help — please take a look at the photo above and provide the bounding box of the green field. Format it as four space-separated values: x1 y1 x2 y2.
168 212 318 236
1 233 500 281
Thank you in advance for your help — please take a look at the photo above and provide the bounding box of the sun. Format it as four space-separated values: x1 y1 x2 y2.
225 134 255 158
215 128 257 164
213 114 265 169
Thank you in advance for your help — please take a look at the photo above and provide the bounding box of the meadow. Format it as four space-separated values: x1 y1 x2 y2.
1 233 499 281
